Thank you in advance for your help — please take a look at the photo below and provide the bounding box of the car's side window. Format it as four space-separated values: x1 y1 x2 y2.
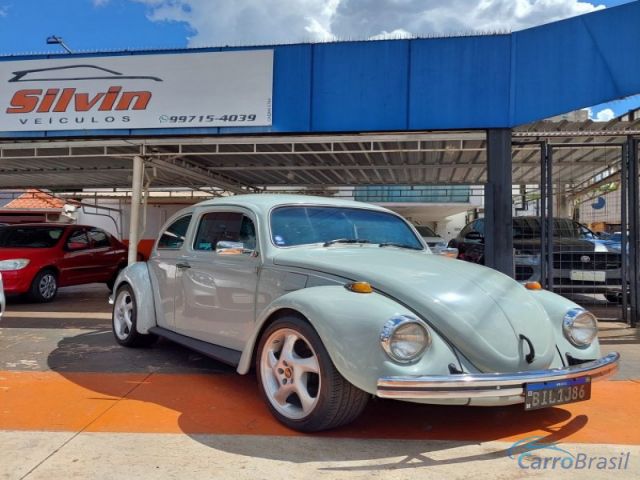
194 212 256 252
88 228 111 248
158 215 192 250
474 219 485 235
66 229 90 251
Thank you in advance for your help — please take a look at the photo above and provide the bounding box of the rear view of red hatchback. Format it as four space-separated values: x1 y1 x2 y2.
0 224 127 302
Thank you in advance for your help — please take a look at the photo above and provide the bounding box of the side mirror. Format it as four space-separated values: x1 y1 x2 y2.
464 231 484 242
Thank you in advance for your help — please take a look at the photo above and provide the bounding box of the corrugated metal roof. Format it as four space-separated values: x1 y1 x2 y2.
0 120 633 193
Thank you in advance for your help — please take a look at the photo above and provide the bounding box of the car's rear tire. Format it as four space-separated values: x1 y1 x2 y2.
256 314 369 432
28 269 58 303
112 285 156 347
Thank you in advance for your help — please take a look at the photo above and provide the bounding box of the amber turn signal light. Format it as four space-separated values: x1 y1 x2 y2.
525 281 543 290
345 281 373 294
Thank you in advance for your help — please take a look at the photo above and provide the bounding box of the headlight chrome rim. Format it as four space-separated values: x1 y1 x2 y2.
380 315 431 363
563 307 598 348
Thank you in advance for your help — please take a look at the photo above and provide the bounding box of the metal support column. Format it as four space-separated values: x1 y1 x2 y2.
621 142 628 324
626 137 639 327
545 145 554 291
540 142 548 288
128 155 144 266
485 129 514 277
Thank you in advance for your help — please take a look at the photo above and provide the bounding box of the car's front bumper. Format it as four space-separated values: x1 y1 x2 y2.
376 352 619 401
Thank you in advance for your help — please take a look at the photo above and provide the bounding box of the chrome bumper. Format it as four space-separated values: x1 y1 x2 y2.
377 352 620 400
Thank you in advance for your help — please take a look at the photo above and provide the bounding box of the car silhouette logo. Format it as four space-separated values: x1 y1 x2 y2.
8 64 163 83
581 255 591 263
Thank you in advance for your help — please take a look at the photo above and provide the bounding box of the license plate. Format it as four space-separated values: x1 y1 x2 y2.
524 376 591 411
570 270 606 282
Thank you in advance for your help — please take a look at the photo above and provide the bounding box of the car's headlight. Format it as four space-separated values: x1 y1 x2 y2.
380 315 431 363
0 259 30 271
563 308 598 347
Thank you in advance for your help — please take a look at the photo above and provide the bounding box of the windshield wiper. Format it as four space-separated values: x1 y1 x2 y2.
378 242 422 250
323 238 372 247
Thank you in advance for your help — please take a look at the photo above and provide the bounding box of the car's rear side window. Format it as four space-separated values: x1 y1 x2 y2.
158 215 192 249
88 228 111 248
0 226 64 248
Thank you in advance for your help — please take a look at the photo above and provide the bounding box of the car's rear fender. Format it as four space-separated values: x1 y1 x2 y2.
237 285 461 395
112 262 157 334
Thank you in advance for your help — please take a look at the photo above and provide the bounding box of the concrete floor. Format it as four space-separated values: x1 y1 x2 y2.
0 284 638 479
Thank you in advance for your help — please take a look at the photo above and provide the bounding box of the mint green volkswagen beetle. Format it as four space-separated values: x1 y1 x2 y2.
111 194 619 432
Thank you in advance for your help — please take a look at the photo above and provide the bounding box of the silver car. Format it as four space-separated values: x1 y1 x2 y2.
111 195 619 432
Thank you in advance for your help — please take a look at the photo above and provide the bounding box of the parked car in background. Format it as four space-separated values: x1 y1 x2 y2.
0 224 127 302
414 225 445 249
449 217 623 301
111 195 618 432
414 225 458 257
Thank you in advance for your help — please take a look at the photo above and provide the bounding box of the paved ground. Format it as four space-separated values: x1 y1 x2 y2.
1 284 639 479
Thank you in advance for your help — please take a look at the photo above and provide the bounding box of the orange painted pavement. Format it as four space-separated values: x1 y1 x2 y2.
1 370 639 445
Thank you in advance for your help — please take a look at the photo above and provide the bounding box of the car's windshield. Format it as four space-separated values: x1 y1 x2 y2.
271 206 423 249
0 226 64 248
415 225 438 237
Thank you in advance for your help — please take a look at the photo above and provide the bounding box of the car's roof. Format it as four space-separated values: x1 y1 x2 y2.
0 223 94 228
194 194 390 214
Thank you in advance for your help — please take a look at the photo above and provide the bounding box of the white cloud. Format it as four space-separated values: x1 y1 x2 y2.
0 5 8 17
132 0 606 47
588 107 615 122
93 0 110 6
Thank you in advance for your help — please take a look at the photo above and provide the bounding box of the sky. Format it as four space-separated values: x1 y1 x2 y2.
0 0 637 120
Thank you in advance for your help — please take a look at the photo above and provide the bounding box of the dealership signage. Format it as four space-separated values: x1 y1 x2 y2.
0 50 273 131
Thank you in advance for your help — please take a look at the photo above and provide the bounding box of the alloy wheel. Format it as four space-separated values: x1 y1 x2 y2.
260 328 321 420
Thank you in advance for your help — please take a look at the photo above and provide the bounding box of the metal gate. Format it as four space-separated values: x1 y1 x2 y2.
528 138 639 327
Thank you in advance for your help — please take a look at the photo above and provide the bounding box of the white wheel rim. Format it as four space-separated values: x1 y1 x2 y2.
38 273 57 299
113 290 134 340
260 328 321 420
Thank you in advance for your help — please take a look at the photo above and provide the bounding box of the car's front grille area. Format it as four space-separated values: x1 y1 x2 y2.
553 252 622 270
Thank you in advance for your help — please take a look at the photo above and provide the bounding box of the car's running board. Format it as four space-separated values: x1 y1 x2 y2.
149 326 241 367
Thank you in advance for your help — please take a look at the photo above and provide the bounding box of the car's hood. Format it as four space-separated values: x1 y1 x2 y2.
273 246 556 373
0 248 50 260
513 237 610 254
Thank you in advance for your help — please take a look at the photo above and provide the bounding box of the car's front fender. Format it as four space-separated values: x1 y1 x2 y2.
112 262 157 334
237 285 461 396
528 289 601 361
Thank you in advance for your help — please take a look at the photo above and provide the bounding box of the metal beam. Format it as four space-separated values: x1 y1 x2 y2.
146 157 251 194
485 129 514 277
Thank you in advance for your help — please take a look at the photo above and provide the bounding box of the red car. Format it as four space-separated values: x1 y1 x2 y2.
0 224 127 302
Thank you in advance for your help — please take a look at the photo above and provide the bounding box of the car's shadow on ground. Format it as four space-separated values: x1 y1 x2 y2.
46 330 588 471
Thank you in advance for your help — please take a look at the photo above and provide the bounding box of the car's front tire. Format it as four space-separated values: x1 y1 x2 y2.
256 314 369 432
112 285 156 347
29 269 58 302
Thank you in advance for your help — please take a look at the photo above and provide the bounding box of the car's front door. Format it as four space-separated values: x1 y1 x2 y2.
86 227 119 281
59 227 93 285
174 208 259 350
147 214 193 330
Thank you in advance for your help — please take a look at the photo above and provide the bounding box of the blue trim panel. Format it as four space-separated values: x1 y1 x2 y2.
0 2 638 137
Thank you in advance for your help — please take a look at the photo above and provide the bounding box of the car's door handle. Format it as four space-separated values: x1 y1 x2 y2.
176 262 191 269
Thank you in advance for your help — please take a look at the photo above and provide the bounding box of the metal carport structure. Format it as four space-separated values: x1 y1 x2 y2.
0 2 639 324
